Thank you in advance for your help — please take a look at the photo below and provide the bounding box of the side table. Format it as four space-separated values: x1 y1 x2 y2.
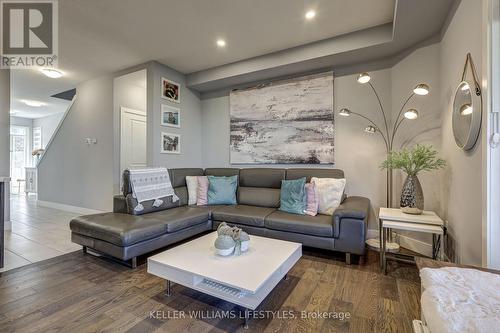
379 207 445 274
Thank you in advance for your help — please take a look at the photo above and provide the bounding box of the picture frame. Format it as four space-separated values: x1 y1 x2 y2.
161 77 180 103
161 132 181 154
161 104 180 128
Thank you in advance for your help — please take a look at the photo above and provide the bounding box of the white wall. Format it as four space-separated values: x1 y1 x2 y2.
113 69 147 193
38 76 114 211
33 113 65 149
147 62 203 168
439 0 484 265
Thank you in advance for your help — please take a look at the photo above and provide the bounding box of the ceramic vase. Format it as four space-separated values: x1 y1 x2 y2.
214 235 235 256
400 174 424 215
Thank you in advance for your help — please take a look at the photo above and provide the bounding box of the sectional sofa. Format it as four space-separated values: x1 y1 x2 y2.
70 168 370 268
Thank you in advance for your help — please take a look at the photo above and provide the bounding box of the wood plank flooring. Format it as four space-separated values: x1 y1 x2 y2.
0 244 421 333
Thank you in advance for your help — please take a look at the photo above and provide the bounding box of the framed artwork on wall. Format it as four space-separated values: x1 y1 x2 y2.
229 72 334 164
161 104 180 128
161 132 181 154
161 77 180 103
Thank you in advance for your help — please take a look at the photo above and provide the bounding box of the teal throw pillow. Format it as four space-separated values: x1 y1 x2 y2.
207 175 238 205
279 177 306 215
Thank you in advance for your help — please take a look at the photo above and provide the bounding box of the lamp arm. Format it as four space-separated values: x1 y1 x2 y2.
368 82 390 140
393 92 415 131
349 111 389 151
390 117 406 149
390 92 416 149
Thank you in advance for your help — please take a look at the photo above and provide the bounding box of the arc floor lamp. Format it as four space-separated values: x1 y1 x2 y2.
339 72 430 251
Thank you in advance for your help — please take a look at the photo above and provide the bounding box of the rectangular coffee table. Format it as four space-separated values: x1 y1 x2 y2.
147 232 302 327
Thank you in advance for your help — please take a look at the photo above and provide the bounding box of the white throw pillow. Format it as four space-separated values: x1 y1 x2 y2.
186 176 199 205
311 177 346 216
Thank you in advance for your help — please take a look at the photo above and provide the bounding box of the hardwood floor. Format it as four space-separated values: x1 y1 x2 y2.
0 245 420 333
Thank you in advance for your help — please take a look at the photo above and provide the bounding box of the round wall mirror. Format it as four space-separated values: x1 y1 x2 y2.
452 80 482 150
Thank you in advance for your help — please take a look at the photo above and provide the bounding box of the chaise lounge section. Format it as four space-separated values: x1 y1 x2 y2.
70 168 370 267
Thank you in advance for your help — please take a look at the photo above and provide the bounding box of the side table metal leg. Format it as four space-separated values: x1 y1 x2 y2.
382 227 387 274
379 219 383 268
165 280 171 297
244 308 250 329
432 234 437 259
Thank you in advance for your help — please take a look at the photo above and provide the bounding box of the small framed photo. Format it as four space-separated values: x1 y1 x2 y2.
161 132 181 154
161 77 180 103
161 104 180 128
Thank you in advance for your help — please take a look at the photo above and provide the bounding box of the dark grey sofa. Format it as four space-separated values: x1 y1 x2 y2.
70 168 370 267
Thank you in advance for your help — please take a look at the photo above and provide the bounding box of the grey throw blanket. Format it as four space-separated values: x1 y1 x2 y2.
129 168 179 213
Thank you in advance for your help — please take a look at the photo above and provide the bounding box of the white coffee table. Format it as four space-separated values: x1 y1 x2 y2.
147 232 302 328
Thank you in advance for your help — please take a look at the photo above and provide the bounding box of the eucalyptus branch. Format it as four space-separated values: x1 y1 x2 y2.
380 144 446 176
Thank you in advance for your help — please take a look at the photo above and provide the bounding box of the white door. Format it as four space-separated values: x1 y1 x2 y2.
120 107 147 177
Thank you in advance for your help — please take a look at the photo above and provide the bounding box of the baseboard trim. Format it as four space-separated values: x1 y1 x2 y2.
37 200 104 215
366 228 432 257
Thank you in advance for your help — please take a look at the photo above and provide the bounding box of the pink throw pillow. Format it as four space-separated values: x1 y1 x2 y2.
304 182 319 216
196 176 209 205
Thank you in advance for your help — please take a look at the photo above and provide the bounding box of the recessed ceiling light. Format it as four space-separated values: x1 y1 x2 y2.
22 99 45 107
216 39 226 47
40 68 64 78
305 10 316 20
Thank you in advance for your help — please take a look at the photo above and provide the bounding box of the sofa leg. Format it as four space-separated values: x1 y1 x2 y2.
131 257 137 269
82 246 87 255
345 252 351 265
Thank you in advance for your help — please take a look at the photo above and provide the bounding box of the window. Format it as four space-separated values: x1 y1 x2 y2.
33 127 42 150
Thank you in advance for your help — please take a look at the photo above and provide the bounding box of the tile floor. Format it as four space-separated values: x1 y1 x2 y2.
1 194 81 272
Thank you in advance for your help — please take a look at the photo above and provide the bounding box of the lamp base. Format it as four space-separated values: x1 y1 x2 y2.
366 238 400 253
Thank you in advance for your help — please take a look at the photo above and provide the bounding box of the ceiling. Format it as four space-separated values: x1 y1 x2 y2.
10 0 456 118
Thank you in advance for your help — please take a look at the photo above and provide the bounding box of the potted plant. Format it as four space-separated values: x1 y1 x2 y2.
381 144 446 214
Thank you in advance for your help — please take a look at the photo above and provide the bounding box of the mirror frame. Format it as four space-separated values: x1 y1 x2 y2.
452 80 482 151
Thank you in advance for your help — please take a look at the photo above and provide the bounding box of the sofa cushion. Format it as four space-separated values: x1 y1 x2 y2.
207 175 238 205
279 177 307 215
211 205 276 227
70 213 167 247
143 206 210 233
265 210 333 237
286 168 344 182
238 187 280 208
204 168 240 177
239 168 285 188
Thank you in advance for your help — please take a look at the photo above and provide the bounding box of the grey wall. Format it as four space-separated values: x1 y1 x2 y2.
0 69 10 224
33 113 65 149
113 69 147 193
439 0 483 266
200 45 445 239
390 43 443 247
201 69 393 231
147 61 203 168
38 76 114 211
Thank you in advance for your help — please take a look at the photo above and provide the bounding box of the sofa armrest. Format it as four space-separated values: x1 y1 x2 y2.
333 196 370 238
113 195 128 214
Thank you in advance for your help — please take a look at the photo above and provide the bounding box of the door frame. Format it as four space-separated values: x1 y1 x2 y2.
119 107 147 187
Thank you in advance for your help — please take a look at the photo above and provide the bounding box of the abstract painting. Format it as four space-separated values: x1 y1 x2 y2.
230 72 334 164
